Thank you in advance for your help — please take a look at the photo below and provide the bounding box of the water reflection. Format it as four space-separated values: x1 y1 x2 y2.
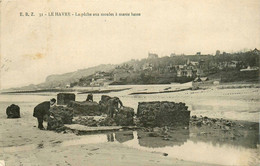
106 133 115 142
189 126 259 149
1 130 259 165
137 130 189 148
115 131 134 143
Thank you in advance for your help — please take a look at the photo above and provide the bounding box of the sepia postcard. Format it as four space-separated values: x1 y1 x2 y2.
0 0 259 165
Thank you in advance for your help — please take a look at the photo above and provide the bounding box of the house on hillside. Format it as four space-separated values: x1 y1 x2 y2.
252 48 260 55
142 63 153 71
176 59 198 77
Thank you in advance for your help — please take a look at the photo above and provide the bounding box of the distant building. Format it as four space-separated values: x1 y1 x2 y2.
176 59 198 77
196 52 201 55
148 53 158 59
215 50 220 56
252 48 260 55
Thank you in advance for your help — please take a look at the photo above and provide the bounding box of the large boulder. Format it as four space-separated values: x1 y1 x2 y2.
114 106 135 126
68 101 102 116
137 101 190 127
6 104 20 118
57 93 75 105
47 105 73 130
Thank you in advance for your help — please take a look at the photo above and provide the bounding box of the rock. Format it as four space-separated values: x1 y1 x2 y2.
99 117 116 126
47 116 63 131
68 101 102 116
74 116 98 127
163 153 168 156
212 119 217 123
225 121 232 127
114 106 135 126
196 121 202 127
6 104 20 118
49 106 74 124
47 106 73 131
57 93 75 105
137 101 190 127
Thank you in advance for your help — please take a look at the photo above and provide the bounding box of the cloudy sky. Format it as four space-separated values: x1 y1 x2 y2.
1 0 260 89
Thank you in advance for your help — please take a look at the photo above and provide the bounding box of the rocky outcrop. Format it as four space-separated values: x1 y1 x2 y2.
57 93 75 105
68 101 102 116
73 116 99 127
114 106 135 126
137 101 190 127
47 106 73 131
99 117 117 126
6 104 20 118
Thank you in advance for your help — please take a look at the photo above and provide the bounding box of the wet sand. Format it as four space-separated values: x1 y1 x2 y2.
0 112 219 166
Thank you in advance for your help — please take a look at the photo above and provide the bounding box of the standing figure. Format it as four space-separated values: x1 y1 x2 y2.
33 98 56 130
86 93 93 102
107 97 123 118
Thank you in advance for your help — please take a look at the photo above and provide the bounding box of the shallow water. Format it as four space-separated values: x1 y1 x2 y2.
2 130 259 166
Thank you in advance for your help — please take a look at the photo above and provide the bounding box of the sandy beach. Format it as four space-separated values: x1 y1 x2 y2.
0 86 259 166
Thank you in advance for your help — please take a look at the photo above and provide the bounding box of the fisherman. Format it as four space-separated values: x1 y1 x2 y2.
33 98 56 130
107 97 123 118
86 93 93 102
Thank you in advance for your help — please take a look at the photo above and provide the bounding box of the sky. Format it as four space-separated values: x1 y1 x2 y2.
1 0 260 89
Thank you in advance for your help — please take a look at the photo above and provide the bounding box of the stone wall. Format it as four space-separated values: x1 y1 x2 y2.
137 101 190 127
57 93 76 105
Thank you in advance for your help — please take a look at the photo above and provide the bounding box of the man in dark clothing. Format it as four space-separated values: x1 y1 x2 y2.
107 97 123 118
33 98 56 130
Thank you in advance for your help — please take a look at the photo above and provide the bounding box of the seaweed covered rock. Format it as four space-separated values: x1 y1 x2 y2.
57 93 75 105
68 101 102 116
47 116 64 131
47 105 73 131
137 101 190 127
49 106 74 124
6 104 20 118
114 106 135 126
74 116 99 127
99 117 117 126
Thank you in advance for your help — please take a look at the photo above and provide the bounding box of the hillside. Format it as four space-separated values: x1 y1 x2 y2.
7 64 116 91
4 49 260 92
